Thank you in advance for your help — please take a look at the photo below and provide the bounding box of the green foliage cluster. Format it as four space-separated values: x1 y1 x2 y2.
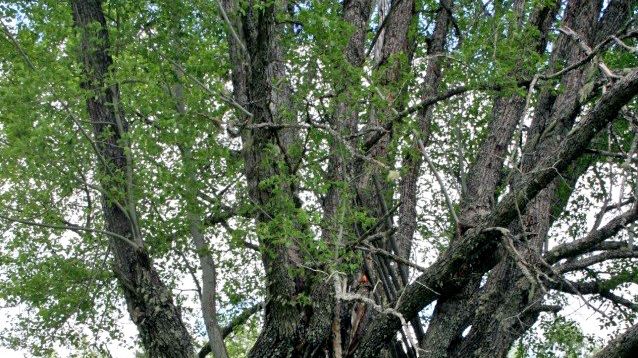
0 0 636 356
514 316 598 358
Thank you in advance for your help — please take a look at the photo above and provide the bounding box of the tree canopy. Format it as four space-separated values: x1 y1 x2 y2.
0 0 637 357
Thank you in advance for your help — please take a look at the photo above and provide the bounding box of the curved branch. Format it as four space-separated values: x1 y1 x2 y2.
555 250 638 273
198 303 263 358
548 278 638 312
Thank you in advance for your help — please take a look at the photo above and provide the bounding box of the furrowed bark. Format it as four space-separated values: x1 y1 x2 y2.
450 262 546 358
6 0 638 356
381 0 455 352
321 1 374 356
218 0 636 356
421 2 558 355
70 0 193 356
421 86 528 358
345 0 437 353
220 1 337 355
219 2 313 356
396 0 451 274
451 160 593 358
353 65 638 357
449 2 634 356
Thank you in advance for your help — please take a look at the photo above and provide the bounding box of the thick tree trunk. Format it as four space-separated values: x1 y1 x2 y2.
5 0 638 356
420 3 558 355
354 65 638 356
221 3 315 356
70 1 193 356
217 1 638 357
447 2 633 357
593 322 638 358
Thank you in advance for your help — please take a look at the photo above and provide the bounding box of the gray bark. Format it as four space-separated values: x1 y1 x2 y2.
354 65 638 357
216 1 638 357
396 0 452 273
420 3 558 355
448 2 633 357
219 2 313 356
70 0 193 356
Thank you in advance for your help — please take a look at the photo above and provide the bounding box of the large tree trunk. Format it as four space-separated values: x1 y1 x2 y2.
221 3 315 356
354 64 638 357
420 2 559 355
217 0 638 357
70 1 193 356
4 0 638 356
446 2 632 357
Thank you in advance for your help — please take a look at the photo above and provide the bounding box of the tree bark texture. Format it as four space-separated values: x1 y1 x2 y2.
214 0 638 357
70 1 193 356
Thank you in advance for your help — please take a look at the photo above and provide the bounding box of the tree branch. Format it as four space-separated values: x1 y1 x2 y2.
353 68 638 357
545 204 638 264
555 250 638 273
198 303 263 358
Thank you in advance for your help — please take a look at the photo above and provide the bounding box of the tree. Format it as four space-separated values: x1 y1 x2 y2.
0 0 637 357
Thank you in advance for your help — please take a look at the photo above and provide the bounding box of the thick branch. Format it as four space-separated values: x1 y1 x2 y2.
353 68 638 357
555 250 638 273
549 278 638 311
546 205 638 263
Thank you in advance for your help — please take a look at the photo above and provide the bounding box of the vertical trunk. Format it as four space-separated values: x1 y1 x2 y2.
70 0 193 356
396 0 452 266
350 1 428 352
322 0 373 236
445 1 631 357
420 3 558 356
222 3 310 356
375 0 453 350
322 1 374 356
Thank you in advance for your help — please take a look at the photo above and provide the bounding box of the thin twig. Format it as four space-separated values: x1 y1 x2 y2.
413 129 459 227
0 213 140 250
